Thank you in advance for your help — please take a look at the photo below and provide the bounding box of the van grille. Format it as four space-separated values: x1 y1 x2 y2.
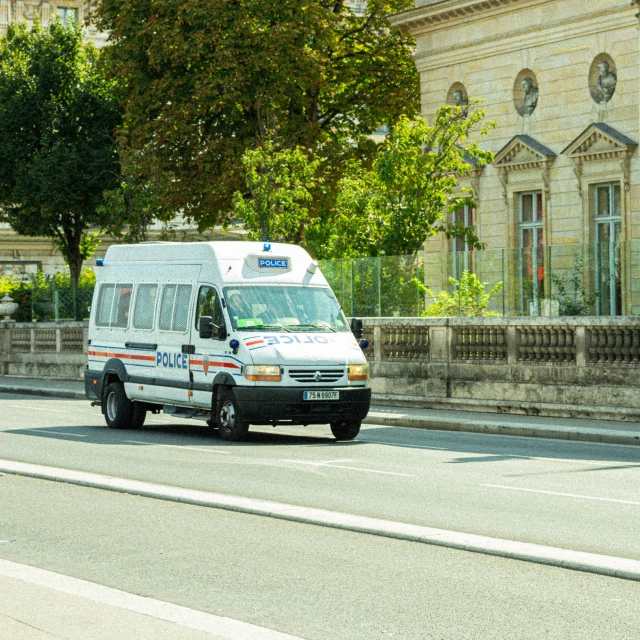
288 368 345 383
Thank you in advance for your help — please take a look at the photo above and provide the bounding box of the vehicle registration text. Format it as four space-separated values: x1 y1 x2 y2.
303 390 339 401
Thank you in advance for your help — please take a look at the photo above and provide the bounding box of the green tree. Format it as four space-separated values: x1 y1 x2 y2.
0 21 121 285
232 135 321 243
325 105 495 258
422 271 503 317
95 0 419 234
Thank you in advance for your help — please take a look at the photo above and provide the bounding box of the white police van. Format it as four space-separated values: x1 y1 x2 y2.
84 241 371 441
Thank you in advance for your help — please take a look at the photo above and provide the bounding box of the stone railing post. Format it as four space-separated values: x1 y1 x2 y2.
0 323 7 375
373 324 381 363
506 325 518 365
30 326 36 354
55 328 62 354
575 325 586 367
428 322 451 362
83 325 89 354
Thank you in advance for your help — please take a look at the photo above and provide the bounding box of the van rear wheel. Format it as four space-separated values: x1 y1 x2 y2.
330 419 361 441
104 382 145 429
217 389 249 441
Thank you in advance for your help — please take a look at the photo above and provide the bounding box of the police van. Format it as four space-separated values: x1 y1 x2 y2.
84 241 371 441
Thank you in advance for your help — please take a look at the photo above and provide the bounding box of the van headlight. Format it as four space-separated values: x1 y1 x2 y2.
348 363 369 381
244 365 281 382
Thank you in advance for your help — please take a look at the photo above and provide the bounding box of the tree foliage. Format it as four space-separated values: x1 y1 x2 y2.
325 104 495 258
0 21 121 284
422 270 503 317
95 0 419 232
233 135 321 242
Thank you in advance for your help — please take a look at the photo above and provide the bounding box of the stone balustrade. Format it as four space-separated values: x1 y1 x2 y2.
0 321 88 379
363 317 640 421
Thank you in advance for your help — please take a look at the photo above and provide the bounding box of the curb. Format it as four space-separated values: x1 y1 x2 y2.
364 411 640 447
2 459 640 583
0 384 85 400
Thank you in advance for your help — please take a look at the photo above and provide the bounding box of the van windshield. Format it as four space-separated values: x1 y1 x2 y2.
224 286 349 332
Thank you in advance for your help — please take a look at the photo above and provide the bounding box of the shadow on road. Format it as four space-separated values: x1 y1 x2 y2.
360 426 640 466
4 423 364 449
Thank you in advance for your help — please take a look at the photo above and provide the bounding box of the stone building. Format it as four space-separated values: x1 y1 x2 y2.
0 1 106 46
391 0 640 315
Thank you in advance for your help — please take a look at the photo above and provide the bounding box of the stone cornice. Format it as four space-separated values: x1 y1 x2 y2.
389 0 526 33
412 6 637 72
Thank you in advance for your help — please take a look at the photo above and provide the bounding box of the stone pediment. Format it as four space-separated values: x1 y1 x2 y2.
562 123 636 162
493 135 556 171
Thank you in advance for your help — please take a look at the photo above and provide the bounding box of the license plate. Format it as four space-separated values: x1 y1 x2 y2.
303 390 339 401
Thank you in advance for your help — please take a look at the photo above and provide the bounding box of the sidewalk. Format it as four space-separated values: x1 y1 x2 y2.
1 376 639 446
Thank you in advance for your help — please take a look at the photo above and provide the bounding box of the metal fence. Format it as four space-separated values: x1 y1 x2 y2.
321 239 640 317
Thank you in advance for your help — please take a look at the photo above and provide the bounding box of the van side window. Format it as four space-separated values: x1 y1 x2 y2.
133 284 158 330
96 283 132 328
195 286 224 334
159 284 192 332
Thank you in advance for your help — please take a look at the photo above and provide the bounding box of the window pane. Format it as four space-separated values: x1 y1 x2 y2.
195 286 223 328
596 186 610 217
467 207 474 227
521 228 534 248
536 193 543 221
521 194 533 222
96 284 115 327
597 222 611 244
613 184 621 216
133 284 157 330
454 209 464 225
172 285 192 332
159 285 176 331
111 285 133 328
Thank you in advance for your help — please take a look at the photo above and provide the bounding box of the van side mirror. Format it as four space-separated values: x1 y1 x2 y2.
199 316 227 340
215 323 227 340
350 317 363 339
199 316 213 339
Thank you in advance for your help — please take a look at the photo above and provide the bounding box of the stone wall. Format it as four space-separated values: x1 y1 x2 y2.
362 316 640 420
0 321 87 380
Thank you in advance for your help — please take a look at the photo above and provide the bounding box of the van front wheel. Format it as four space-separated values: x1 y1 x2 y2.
217 389 249 441
330 419 361 441
104 382 141 430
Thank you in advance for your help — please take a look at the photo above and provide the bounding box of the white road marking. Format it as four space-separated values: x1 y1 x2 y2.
36 430 87 438
0 558 302 639
483 484 640 506
280 459 416 477
358 439 447 451
125 440 230 455
4 404 66 413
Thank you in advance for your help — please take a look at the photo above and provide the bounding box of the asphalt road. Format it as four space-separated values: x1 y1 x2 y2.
1 394 639 562
2 473 640 640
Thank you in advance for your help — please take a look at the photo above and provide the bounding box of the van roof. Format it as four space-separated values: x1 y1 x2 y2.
101 241 326 286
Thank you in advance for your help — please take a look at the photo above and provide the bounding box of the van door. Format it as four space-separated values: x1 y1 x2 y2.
154 281 196 406
190 285 240 409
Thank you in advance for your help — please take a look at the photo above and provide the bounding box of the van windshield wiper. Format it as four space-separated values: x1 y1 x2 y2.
286 322 337 332
259 323 292 332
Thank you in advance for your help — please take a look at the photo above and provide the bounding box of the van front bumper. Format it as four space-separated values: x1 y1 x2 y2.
232 386 371 425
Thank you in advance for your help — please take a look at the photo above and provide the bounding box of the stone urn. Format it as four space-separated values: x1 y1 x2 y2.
0 294 19 321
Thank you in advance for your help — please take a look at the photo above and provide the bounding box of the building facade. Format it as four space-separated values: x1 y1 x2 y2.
0 0 106 46
391 0 640 315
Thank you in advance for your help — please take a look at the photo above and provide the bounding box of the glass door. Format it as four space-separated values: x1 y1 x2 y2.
594 183 621 316
452 204 474 279
519 192 544 315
